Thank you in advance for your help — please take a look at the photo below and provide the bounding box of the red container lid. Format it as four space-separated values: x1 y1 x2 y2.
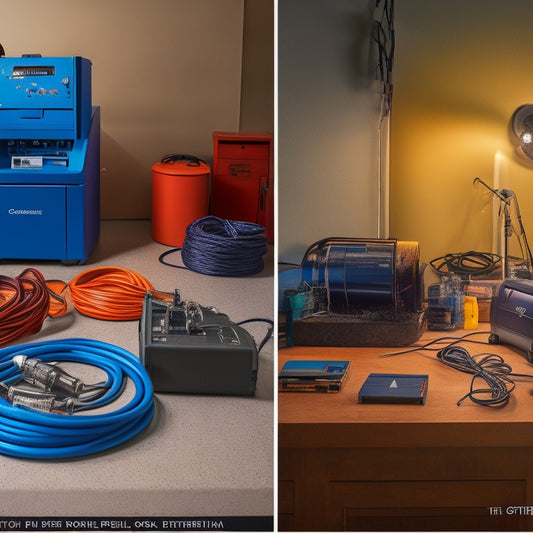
152 159 210 176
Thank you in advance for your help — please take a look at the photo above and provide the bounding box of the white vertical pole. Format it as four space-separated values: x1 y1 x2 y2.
378 100 390 239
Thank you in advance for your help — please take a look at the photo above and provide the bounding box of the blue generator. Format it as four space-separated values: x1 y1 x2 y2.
0 55 100 264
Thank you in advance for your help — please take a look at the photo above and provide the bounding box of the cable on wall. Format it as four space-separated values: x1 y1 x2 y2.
374 0 395 238
0 338 154 459
373 0 395 116
159 216 269 277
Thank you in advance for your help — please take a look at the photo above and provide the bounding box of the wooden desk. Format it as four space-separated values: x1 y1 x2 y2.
278 330 533 531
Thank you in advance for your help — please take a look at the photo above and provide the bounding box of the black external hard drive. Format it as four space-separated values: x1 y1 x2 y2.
357 373 428 404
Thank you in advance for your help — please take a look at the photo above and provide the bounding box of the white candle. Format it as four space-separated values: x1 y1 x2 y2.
492 151 501 255
492 150 507 256
492 150 509 277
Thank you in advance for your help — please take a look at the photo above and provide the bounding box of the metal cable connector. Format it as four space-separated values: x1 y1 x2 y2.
13 355 84 397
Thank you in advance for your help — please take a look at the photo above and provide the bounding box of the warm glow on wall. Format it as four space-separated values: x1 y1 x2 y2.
391 0 533 265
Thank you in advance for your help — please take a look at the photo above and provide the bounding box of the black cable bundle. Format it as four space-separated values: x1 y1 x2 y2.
160 216 268 277
429 251 501 278
383 332 533 407
436 345 516 407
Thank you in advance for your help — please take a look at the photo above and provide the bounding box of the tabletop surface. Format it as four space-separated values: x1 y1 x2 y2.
0 220 274 519
278 328 533 448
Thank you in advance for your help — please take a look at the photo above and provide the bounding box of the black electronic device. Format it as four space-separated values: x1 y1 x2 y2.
357 373 428 404
139 290 258 395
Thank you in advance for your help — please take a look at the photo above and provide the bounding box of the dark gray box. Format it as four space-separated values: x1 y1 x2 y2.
139 291 257 395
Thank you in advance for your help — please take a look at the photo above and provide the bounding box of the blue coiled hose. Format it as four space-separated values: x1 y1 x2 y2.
0 338 154 459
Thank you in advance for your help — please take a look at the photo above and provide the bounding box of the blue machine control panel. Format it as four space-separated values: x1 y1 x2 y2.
0 55 99 264
2 60 74 107
0 56 92 140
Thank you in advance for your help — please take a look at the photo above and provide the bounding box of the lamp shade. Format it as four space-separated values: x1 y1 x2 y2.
512 104 533 159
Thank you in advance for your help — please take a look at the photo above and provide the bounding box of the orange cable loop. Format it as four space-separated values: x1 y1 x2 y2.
67 266 170 320
0 267 172 346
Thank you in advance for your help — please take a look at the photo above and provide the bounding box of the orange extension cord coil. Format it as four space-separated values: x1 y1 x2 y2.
67 266 164 321
0 266 171 346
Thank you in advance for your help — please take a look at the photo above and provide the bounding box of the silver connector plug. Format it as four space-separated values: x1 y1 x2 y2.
13 355 84 397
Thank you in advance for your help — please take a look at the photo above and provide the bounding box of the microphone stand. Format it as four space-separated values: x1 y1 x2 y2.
473 177 533 279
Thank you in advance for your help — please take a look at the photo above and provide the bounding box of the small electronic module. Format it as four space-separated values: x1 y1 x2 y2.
139 291 258 395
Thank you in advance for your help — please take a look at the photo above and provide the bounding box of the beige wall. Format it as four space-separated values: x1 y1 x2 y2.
240 0 274 132
278 0 382 264
0 0 273 219
391 0 533 265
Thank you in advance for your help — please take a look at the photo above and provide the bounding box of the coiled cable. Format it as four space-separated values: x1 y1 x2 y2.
56 266 171 321
429 251 501 278
382 332 533 406
0 267 173 346
0 268 51 346
0 338 154 459
436 345 516 406
68 267 155 320
159 216 268 276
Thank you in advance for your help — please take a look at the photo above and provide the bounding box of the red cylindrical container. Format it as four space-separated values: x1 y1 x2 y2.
151 159 210 246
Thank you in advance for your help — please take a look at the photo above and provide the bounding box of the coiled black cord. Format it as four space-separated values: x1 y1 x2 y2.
436 345 533 407
429 251 501 277
159 216 268 277
382 332 533 407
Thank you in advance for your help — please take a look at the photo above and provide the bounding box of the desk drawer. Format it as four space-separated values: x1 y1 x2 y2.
328 480 527 531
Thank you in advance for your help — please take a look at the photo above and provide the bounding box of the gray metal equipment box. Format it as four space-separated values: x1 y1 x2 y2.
139 291 258 395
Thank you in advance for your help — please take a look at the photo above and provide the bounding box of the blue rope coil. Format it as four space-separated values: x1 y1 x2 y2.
159 216 268 277
0 338 154 459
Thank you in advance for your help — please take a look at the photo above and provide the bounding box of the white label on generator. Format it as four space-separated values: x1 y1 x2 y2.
11 156 43 169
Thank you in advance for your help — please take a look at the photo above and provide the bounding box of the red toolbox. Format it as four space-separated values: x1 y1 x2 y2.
210 131 274 242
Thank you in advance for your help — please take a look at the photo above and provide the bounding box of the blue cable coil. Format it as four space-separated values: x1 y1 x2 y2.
0 338 154 459
159 216 268 277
